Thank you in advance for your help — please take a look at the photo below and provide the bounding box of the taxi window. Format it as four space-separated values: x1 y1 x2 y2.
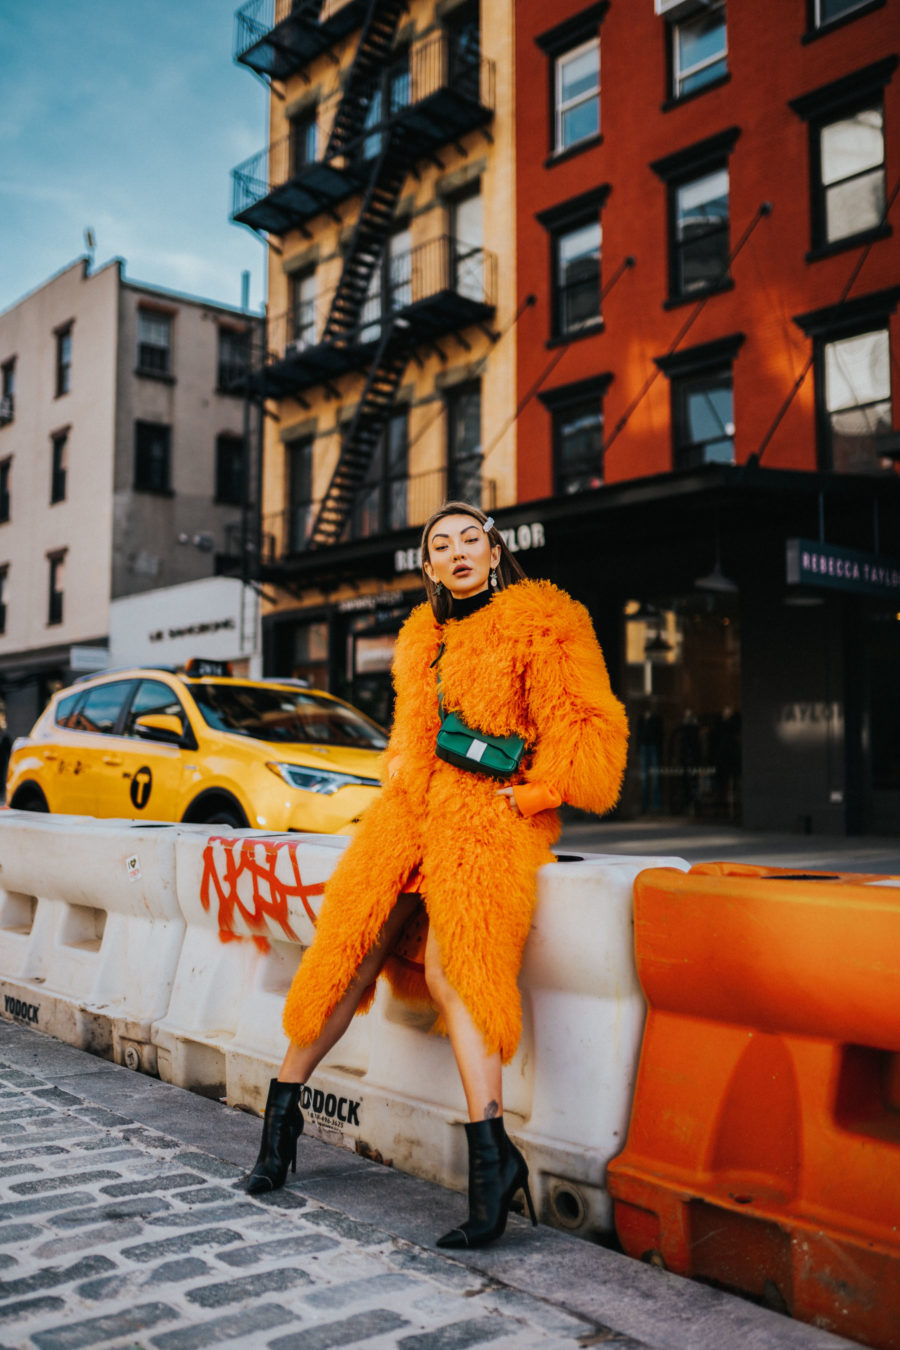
54 690 85 728
71 681 134 735
123 679 188 738
189 683 388 749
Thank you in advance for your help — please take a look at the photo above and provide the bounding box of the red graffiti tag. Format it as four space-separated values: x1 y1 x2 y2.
200 836 326 952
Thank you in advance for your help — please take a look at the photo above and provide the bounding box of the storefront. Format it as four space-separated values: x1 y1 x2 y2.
261 464 900 834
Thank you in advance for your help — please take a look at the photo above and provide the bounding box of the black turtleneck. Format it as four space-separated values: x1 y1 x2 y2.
447 588 493 621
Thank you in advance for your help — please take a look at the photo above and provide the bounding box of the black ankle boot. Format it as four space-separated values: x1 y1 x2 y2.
246 1078 303 1195
436 1116 537 1249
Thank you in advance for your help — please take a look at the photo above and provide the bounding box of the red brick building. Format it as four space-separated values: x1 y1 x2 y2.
510 0 900 834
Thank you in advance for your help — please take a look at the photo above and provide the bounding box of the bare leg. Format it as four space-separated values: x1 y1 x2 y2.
278 891 421 1084
424 924 502 1121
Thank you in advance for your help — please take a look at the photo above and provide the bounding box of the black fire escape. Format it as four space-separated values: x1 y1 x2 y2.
232 0 496 554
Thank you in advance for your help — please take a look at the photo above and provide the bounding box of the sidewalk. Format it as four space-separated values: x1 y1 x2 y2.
558 817 900 875
0 1020 863 1350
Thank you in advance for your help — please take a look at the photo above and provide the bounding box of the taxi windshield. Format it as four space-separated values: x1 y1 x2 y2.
188 683 388 749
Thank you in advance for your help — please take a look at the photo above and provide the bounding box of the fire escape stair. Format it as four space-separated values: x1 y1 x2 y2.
307 323 413 548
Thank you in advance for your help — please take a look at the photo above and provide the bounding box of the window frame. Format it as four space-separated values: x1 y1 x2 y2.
789 57 897 258
794 285 900 472
539 373 612 497
217 326 250 393
650 127 740 307
536 186 609 344
50 428 69 505
134 420 173 495
654 332 745 471
214 432 247 506
669 1 728 103
55 324 72 398
804 0 885 41
286 436 314 553
554 38 601 154
0 357 15 425
47 549 67 628
290 108 318 177
350 408 409 541
536 3 608 162
289 269 318 351
445 381 483 504
0 459 10 524
136 309 173 378
810 100 886 253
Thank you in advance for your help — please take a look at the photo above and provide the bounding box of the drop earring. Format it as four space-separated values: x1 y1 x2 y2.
490 568 498 590
434 580 443 594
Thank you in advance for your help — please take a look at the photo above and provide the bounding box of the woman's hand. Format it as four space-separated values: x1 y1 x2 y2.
495 786 521 814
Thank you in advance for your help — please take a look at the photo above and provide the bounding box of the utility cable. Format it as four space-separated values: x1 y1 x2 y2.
603 202 773 459
480 254 636 468
752 170 900 466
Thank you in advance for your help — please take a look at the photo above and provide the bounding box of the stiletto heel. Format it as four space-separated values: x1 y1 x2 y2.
246 1078 304 1195
521 1176 537 1226
436 1116 537 1249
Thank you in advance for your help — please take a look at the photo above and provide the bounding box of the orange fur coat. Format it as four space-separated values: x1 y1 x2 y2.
282 579 628 1063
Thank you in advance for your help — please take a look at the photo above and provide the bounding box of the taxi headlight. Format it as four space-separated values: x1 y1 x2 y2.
266 762 381 795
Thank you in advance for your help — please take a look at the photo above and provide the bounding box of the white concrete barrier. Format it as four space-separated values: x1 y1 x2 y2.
158 829 688 1238
0 812 190 1072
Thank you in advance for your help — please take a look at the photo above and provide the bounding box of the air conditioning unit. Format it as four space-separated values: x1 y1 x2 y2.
655 0 708 16
0 397 11 425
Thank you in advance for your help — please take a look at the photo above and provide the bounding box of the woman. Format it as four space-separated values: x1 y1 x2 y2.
247 502 628 1249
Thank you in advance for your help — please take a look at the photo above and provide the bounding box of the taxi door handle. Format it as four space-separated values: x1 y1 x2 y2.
102 755 123 766
44 751 59 761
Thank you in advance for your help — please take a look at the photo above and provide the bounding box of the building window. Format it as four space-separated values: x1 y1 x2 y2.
555 40 600 152
821 328 893 473
672 370 735 469
134 421 172 494
446 382 482 503
812 0 879 29
556 218 602 335
0 565 7 635
47 551 66 627
217 327 249 392
286 438 313 553
351 411 408 540
51 430 68 504
55 325 72 397
0 358 14 425
674 168 730 297
290 110 318 177
539 375 611 496
215 433 246 505
137 310 172 376
537 4 608 158
669 3 727 101
655 333 744 470
289 271 317 352
0 460 10 524
650 127 740 304
790 59 896 254
815 104 885 248
537 187 608 341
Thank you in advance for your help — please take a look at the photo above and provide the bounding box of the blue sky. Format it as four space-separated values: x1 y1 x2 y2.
0 0 269 314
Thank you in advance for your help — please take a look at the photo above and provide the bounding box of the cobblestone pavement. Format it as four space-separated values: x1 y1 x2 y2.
0 1020 862 1350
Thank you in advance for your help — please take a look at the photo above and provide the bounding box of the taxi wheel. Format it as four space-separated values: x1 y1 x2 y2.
203 808 245 828
10 786 49 813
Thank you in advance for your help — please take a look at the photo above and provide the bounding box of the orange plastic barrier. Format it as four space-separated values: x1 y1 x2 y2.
607 863 900 1350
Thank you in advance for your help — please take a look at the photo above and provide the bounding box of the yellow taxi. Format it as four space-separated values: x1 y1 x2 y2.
6 661 387 833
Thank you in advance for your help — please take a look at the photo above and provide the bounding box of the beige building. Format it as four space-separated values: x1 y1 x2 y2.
232 0 520 726
0 257 260 739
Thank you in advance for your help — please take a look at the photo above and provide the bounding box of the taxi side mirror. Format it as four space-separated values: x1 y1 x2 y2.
134 713 184 745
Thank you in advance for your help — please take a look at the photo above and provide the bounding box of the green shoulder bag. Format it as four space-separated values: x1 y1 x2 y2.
432 644 527 780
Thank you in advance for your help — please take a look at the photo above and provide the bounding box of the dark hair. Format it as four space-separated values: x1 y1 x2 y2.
420 501 526 621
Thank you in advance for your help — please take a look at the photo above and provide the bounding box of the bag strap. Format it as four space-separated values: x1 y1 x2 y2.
430 643 446 722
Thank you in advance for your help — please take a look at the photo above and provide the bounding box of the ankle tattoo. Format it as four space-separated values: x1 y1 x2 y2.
483 1100 500 1120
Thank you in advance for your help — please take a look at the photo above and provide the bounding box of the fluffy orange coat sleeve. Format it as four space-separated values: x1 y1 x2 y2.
520 585 628 815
